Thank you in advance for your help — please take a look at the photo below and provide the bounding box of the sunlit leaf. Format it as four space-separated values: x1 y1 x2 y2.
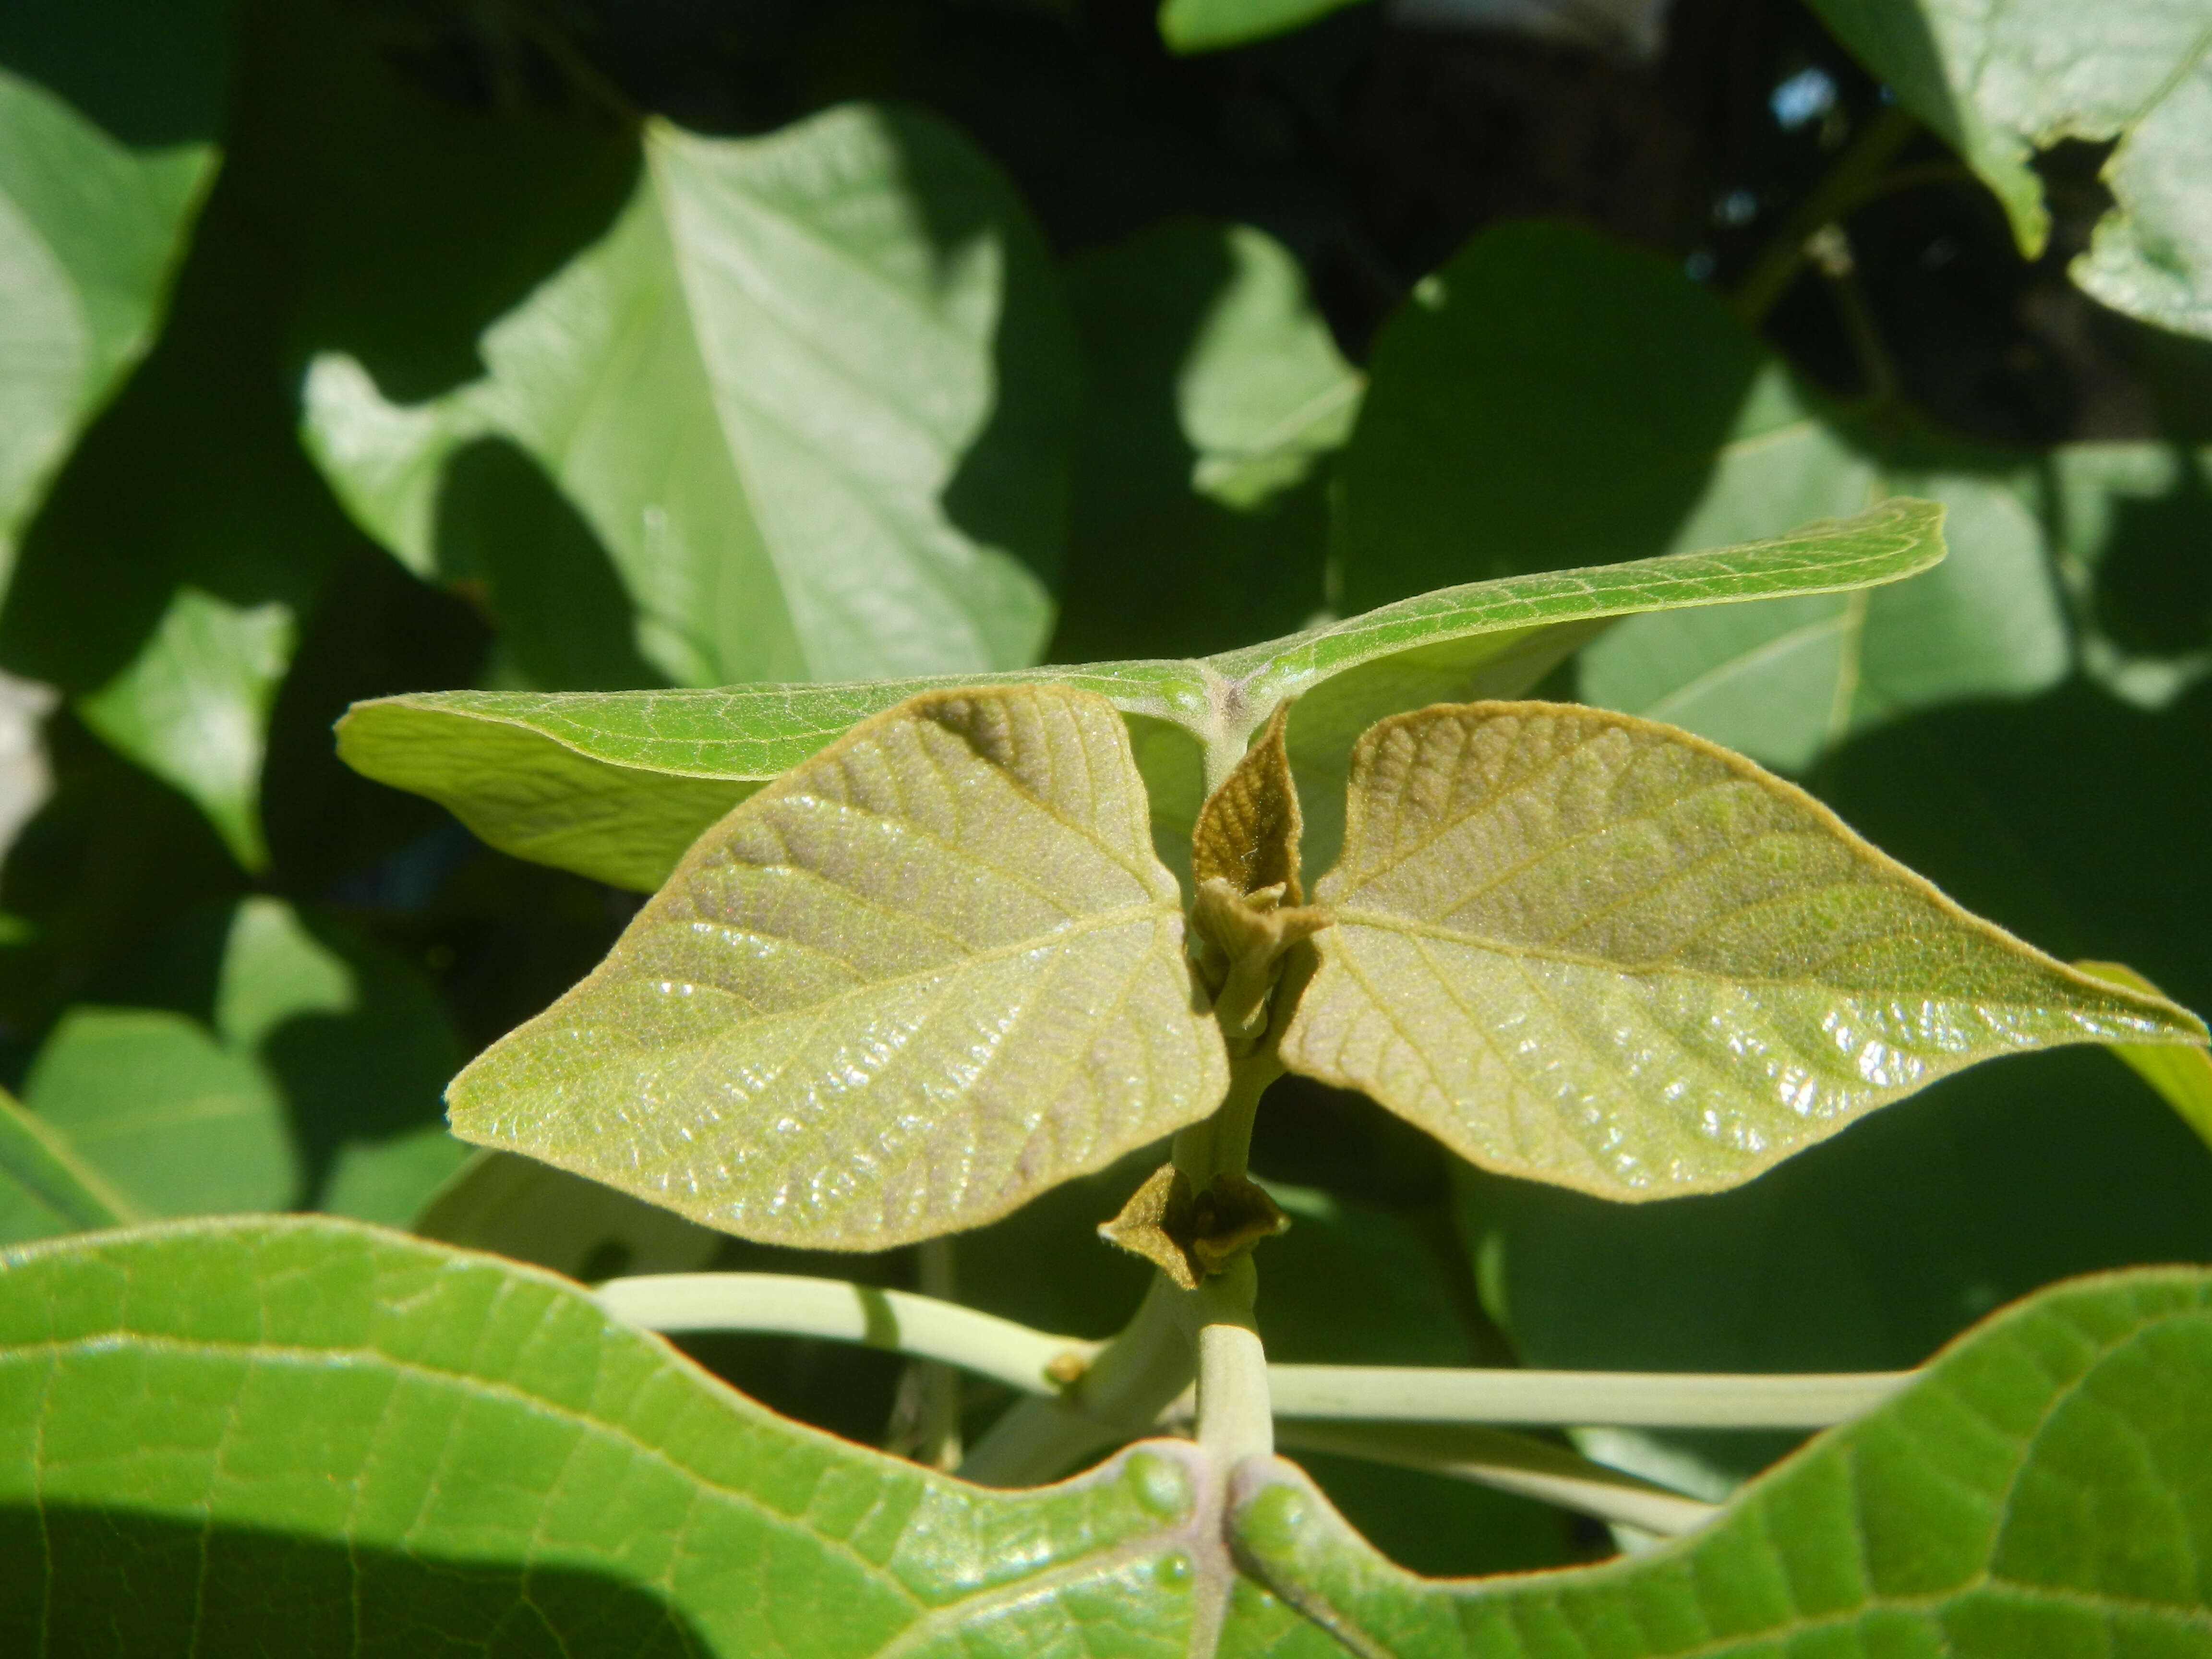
447 684 1227 1250
0 1086 131 1246
340 504 1942 891
4 1216 2205 1655
1807 0 2212 337
304 104 1077 689
1279 700 2208 1200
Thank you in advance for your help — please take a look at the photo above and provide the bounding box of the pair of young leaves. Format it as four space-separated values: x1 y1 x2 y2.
448 683 2207 1259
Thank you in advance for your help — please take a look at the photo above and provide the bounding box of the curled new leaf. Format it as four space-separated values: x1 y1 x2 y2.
1278 701 2210 1200
447 685 1227 1249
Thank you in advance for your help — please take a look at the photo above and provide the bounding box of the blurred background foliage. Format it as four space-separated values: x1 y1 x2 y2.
1 0 2209 1575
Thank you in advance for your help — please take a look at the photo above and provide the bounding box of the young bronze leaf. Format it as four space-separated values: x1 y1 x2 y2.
1278 701 2210 1200
447 685 1228 1249
1192 700 1302 901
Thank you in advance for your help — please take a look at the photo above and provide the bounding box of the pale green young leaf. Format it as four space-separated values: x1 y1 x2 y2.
303 104 1076 690
448 684 1228 1250
0 1087 133 1246
0 24 219 600
74 587 293 870
1278 701 2209 1201
1805 0 2212 337
1224 1265 2212 1657
2079 959 2212 1154
340 504 1940 892
1158 0 1370 52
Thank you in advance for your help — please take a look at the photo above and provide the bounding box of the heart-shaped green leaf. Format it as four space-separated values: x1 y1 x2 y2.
303 103 1076 690
339 501 1943 891
1806 0 2212 337
447 684 1227 1249
1279 700 2209 1200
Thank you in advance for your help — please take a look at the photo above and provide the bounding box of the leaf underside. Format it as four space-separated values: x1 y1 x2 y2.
446 684 1228 1249
1279 700 2209 1201
2 1216 2208 1657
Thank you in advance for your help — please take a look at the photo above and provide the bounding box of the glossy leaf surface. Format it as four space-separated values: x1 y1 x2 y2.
1226 1265 2212 1657
304 104 1076 689
340 502 1943 890
1279 700 2207 1200
448 685 1227 1249
1807 0 2212 337
1336 222 2068 774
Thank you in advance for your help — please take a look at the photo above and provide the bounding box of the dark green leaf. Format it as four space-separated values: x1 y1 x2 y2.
1158 0 1371 53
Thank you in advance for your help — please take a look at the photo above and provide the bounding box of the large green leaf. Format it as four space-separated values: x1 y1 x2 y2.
448 685 1228 1250
1806 0 2212 337
3 1216 2207 1656
1225 1265 2212 1657
1278 699 2208 1201
1335 222 2069 775
304 103 1077 690
1050 218 1354 664
0 0 223 601
339 500 1943 891
0 1086 130 1246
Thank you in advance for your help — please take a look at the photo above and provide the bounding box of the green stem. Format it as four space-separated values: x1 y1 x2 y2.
1268 1363 1913 1428
593 1272 1098 1397
1274 1421 1716 1538
1731 105 1919 326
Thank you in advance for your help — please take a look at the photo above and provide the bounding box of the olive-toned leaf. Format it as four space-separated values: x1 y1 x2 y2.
448 684 1228 1250
304 103 1076 689
1806 0 2212 337
0 1086 132 1246
1279 700 2208 1200
73 587 293 870
339 504 1942 892
2079 959 2212 1154
0 2 223 600
1194 701 1302 901
414 1149 721 1281
1226 1265 2212 1657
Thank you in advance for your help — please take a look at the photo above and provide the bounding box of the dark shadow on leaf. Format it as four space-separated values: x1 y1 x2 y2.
0 1504 711 1658
435 439 664 692
0 0 231 146
1048 218 1331 661
2087 451 2212 658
